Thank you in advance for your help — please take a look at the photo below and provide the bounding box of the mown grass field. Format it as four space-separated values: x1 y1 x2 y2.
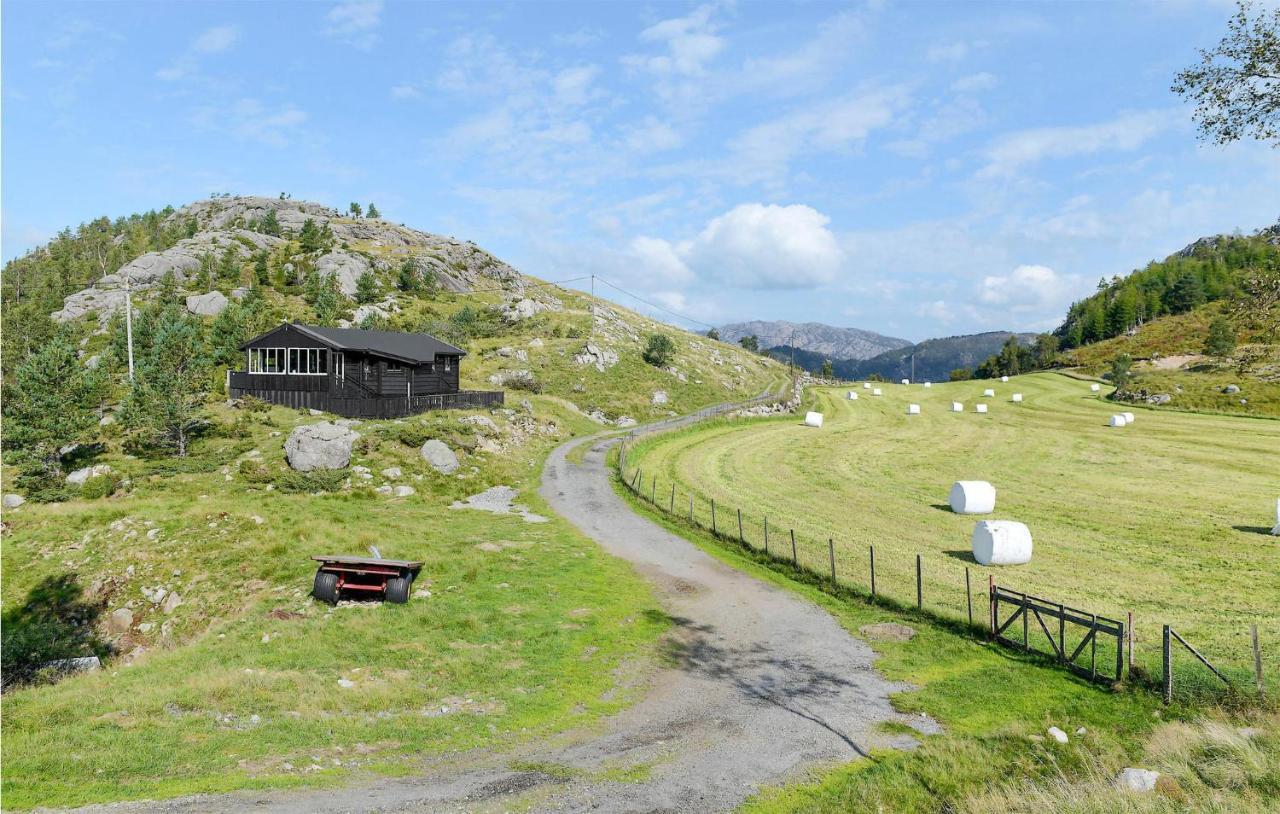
614 475 1280 813
625 372 1280 681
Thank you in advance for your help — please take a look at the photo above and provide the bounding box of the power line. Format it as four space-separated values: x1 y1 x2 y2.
591 274 717 331
451 275 591 294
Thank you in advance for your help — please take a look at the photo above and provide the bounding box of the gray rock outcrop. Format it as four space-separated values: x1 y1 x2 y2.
66 464 112 486
186 290 228 316
574 342 619 372
1115 768 1160 793
3 494 26 509
420 439 459 474
284 422 359 471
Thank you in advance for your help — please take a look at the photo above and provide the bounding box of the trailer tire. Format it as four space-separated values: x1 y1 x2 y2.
385 575 411 604
313 569 340 604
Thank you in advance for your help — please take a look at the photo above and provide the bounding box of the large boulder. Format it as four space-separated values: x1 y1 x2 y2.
420 439 459 474
574 342 619 372
314 251 372 298
284 422 359 471
502 298 546 322
2 494 25 509
185 290 229 317
66 464 112 486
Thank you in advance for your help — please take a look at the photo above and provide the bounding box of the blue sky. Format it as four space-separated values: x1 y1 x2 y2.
3 0 1278 341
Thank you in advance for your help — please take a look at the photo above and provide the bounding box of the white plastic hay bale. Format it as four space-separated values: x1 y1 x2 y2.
1110 414 1127 427
949 480 996 514
1273 498 1280 536
1011 393 1023 403
971 520 1033 566
901 378 910 385
951 402 964 412
1001 375 1009 383
1091 383 1101 392
1122 411 1135 423
924 381 932 388
804 411 824 428
975 403 988 413
983 388 996 397
907 403 921 415
847 391 859 400
872 387 882 396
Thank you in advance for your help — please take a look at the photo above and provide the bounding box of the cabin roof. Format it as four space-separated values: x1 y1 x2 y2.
242 323 466 364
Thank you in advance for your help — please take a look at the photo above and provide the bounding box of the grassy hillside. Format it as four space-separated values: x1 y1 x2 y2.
625 374 1280 680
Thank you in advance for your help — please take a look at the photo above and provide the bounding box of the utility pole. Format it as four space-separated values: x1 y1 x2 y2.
590 274 595 340
910 352 915 383
124 272 135 382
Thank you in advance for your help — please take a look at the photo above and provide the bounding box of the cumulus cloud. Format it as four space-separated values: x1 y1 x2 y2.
978 264 1081 325
979 110 1174 178
156 25 239 81
324 0 382 49
685 203 845 289
628 236 692 284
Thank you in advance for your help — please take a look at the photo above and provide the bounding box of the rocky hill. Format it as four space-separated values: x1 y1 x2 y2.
846 331 1038 382
717 320 910 360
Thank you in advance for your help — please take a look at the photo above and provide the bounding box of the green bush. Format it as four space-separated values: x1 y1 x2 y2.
237 458 273 484
387 423 433 448
79 473 121 500
271 468 347 494
15 466 69 504
504 371 542 393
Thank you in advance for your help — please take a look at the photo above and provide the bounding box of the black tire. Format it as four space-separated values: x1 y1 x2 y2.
313 569 340 604
385 574 411 604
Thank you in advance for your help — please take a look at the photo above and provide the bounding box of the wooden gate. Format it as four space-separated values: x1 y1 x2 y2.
991 585 1125 683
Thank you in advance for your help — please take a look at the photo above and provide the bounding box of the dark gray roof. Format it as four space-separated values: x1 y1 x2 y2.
293 324 466 363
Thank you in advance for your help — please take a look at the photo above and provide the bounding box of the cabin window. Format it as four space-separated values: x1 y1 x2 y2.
443 356 452 372
288 347 328 375
249 348 286 374
334 353 345 381
385 362 403 374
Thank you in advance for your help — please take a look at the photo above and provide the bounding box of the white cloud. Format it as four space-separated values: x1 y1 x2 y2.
979 264 1081 325
552 66 601 107
623 117 683 153
324 0 383 49
626 4 726 77
628 236 692 284
190 99 308 146
156 25 239 81
979 110 1175 178
951 72 997 93
684 203 845 289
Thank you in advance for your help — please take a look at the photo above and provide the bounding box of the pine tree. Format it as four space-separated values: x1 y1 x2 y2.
642 333 675 367
259 208 281 237
299 219 324 253
3 332 101 474
366 203 380 219
1204 316 1237 356
120 308 210 457
253 251 269 286
312 276 347 326
349 202 362 218
355 271 379 304
396 258 420 293
217 245 240 282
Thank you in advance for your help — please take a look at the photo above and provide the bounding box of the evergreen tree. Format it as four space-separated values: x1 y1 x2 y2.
366 203 380 219
299 218 325 253
194 252 215 290
120 308 210 457
1109 353 1134 389
642 333 676 367
259 208 281 236
3 332 101 474
706 328 720 341
820 359 834 379
355 271 379 304
349 202 362 218
217 245 240 282
396 258 421 293
1204 316 1237 356
1033 334 1059 368
1166 271 1206 313
312 276 347 326
253 251 270 286
739 335 759 352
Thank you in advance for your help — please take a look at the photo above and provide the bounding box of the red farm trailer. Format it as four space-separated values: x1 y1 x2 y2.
311 555 423 604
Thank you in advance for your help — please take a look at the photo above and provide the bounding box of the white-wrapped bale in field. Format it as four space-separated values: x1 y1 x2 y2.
1091 383 1101 392
804 411 824 428
976 404 989 413
1110 414 1127 427
847 391 859 400
950 481 996 514
1122 412 1135 423
1273 498 1280 536
972 520 1033 566
983 388 996 397
1001 375 1009 383
1012 393 1023 403
872 388 882 396
907 403 921 415
863 382 871 389
952 402 964 412
901 378 910 385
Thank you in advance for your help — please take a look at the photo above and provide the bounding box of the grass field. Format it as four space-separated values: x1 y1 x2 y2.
624 372 1280 682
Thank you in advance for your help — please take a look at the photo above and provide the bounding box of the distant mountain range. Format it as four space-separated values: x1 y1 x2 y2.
764 331 1037 382
717 320 910 360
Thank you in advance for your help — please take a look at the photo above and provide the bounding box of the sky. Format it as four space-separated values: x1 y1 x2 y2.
3 0 1278 342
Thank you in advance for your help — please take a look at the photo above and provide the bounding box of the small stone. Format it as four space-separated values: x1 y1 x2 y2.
309 409 323 416
251 515 265 525
162 592 183 614
381 467 402 479
420 439 459 474
1076 727 1087 735
1224 384 1241 394
146 528 161 540
393 485 416 497
375 485 393 495
109 608 134 633
2 494 25 509
1047 726 1069 744
858 623 916 642
1115 767 1160 792
337 678 355 688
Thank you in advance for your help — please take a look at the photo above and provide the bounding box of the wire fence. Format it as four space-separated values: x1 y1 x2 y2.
617 441 1274 708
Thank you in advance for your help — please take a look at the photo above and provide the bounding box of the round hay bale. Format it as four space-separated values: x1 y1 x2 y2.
907 403 921 415
1091 383 1101 392
1272 498 1279 536
901 378 910 385
924 382 932 388
872 387 882 396
847 391 859 400
972 520 1033 566
1110 414 1127 427
1122 411 1135 423
951 401 964 412
976 403 988 413
983 388 996 397
950 480 995 514
1000 375 1009 383
804 411 824 428
863 382 871 389
1012 393 1023 403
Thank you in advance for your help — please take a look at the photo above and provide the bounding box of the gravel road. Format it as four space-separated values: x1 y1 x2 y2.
52 410 934 814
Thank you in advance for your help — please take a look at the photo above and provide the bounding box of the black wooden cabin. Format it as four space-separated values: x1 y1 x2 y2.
229 323 503 418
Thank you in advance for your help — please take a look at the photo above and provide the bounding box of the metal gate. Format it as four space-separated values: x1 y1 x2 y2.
991 586 1125 683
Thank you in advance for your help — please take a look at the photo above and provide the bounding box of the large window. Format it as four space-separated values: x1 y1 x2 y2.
248 347 327 375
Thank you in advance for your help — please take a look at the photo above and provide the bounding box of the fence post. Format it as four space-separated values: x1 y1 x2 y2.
965 567 972 626
651 477 657 504
1252 625 1266 701
828 538 836 582
790 529 797 565
1115 616 1124 682
670 484 675 513
711 499 717 535
916 554 922 611
988 576 995 637
869 545 876 598
737 509 744 545
1127 612 1134 680
764 518 769 555
1163 624 1172 704
689 494 693 522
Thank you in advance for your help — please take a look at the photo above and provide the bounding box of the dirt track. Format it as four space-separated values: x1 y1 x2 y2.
55 412 933 813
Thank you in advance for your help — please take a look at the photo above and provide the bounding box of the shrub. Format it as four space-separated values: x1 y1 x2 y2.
643 333 676 367
272 468 348 494
237 458 273 484
15 466 69 504
504 371 543 393
79 473 121 500
387 423 433 448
